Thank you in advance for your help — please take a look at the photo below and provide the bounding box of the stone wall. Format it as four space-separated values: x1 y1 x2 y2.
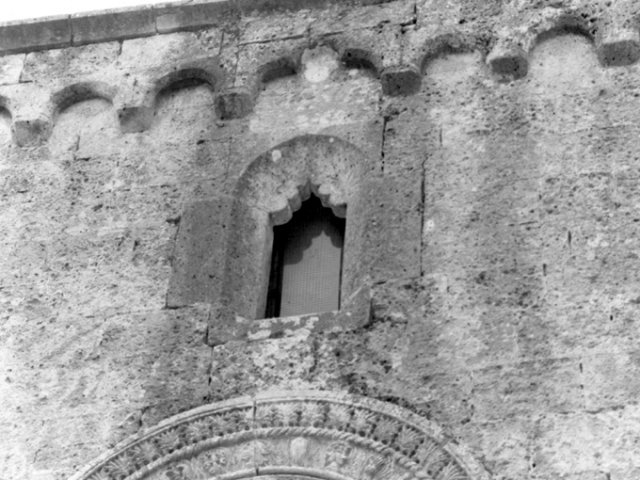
2 0 640 479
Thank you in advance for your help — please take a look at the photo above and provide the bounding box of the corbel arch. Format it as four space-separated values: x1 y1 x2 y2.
486 5 640 80
152 60 223 104
220 134 373 325
415 32 480 76
50 81 116 119
68 391 491 480
215 42 306 120
324 29 421 96
116 57 224 133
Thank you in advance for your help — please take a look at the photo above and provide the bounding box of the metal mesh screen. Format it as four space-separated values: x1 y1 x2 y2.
265 195 345 318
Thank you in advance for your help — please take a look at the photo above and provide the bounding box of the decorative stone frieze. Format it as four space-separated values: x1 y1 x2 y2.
69 391 490 480
2 1 640 146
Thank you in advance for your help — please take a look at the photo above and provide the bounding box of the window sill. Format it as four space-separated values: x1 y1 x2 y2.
207 282 372 346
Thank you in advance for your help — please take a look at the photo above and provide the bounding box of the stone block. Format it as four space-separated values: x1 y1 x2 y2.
0 55 24 86
117 105 154 133
221 200 272 319
21 42 120 83
215 88 254 119
166 196 235 308
237 0 395 15
582 350 640 411
0 16 71 55
343 176 421 292
11 117 51 147
380 65 421 96
596 25 640 67
487 42 528 80
119 31 221 72
471 358 584 423
70 6 156 45
154 0 239 34
531 407 640 477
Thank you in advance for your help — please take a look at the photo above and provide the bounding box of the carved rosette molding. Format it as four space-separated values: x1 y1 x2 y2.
69 391 490 480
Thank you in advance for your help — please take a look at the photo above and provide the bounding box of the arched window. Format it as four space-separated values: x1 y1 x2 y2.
265 194 345 318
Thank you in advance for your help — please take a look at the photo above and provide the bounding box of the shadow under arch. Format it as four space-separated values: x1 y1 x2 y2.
0 93 12 121
151 62 223 116
68 390 492 480
51 81 116 120
340 47 380 73
531 22 596 52
221 134 373 322
258 55 300 86
215 49 303 121
488 9 602 80
417 33 480 75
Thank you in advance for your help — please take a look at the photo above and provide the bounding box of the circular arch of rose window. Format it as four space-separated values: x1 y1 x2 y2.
70 391 490 480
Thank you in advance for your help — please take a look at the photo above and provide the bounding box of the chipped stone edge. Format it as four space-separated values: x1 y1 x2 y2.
0 0 396 56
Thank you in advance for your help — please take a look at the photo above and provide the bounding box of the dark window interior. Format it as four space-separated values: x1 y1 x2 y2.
265 195 345 318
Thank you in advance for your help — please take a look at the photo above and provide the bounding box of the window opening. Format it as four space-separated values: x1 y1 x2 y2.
265 194 345 318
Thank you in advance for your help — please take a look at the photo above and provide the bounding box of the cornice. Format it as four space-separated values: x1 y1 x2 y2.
0 0 394 55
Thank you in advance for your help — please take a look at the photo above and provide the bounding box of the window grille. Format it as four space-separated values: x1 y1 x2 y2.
265 195 345 317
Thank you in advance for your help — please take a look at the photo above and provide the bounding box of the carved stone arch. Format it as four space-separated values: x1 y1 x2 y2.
234 134 365 221
151 57 224 106
216 42 307 120
413 32 480 76
0 92 12 119
219 135 373 328
50 81 116 119
324 29 421 96
322 34 383 76
116 56 224 133
486 5 639 80
69 391 491 480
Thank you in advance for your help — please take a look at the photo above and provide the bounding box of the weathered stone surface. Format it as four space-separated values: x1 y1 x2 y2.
70 391 489 480
4 2 640 480
71 6 156 45
0 15 71 54
0 55 25 85
167 196 234 308
21 42 120 83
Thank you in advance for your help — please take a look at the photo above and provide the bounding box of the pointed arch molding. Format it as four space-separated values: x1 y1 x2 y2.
167 134 392 345
69 391 490 480
221 134 372 327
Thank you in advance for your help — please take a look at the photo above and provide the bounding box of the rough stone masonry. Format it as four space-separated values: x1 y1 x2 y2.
2 0 640 479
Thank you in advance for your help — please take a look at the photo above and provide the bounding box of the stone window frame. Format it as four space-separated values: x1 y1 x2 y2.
212 134 374 345
167 134 376 345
